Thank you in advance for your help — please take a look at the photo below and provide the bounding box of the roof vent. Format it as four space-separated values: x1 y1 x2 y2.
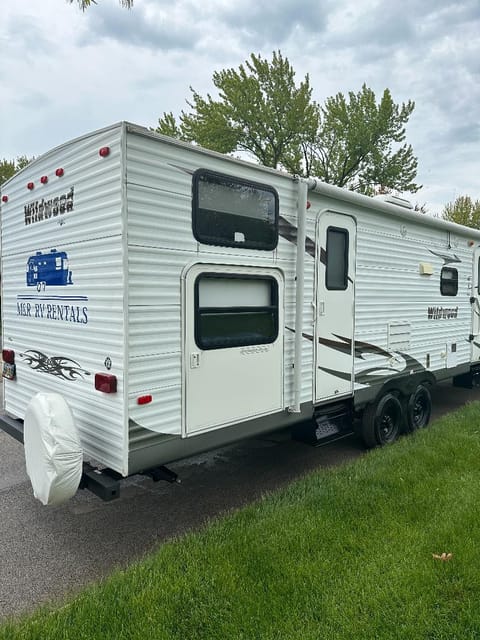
374 194 413 209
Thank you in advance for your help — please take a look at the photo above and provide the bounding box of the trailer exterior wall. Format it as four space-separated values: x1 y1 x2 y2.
1 124 128 474
305 193 474 404
123 124 480 473
125 127 316 472
354 208 471 391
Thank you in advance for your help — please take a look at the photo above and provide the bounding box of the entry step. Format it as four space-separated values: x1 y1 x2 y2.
292 402 354 446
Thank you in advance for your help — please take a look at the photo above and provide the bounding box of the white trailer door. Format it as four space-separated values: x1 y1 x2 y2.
471 247 480 363
315 212 356 402
184 264 284 435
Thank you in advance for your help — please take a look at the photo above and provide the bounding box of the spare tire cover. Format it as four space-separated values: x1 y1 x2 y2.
24 393 83 506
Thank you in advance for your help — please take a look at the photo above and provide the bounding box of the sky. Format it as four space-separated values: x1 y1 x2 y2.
1 0 479 215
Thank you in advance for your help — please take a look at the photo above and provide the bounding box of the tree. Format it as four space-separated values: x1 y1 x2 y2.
156 51 319 173
0 156 31 186
443 195 480 228
158 54 420 195
306 85 420 194
68 0 133 10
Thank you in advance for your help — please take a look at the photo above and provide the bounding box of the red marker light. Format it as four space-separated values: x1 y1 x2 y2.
27 182 34 190
40 176 48 184
95 373 117 393
99 146 110 157
137 395 153 405
306 200 311 210
55 168 64 177
1 195 8 203
2 349 15 365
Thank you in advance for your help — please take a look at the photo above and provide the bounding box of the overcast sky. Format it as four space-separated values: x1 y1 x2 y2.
1 0 479 214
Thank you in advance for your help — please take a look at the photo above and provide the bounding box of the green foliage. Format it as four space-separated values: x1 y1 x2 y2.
308 84 420 194
158 54 420 195
0 156 31 186
443 195 480 228
68 0 133 10
2 402 480 638
156 51 320 172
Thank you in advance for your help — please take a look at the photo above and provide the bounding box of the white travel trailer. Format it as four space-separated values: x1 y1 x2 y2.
1 121 480 504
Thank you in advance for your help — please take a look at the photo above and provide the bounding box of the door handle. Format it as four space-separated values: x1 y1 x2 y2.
190 353 200 369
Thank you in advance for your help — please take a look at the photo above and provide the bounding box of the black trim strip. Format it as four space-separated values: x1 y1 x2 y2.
285 326 314 342
278 216 316 258
429 250 461 265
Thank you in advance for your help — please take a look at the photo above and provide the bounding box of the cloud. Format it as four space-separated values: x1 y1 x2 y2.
80 0 332 52
3 14 54 56
81 1 201 50
325 0 480 66
1 0 480 214
217 0 331 44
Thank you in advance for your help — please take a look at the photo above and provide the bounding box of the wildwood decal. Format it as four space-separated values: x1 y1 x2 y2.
427 306 458 320
24 186 74 225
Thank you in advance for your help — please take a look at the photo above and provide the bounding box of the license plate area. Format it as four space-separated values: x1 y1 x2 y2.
2 362 16 380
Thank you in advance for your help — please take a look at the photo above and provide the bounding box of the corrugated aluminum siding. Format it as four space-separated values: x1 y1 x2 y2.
4 121 476 478
125 130 314 459
353 210 472 382
1 124 127 474
124 125 476 466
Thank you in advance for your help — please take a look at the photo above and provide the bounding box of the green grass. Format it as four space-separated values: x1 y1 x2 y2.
3 403 480 639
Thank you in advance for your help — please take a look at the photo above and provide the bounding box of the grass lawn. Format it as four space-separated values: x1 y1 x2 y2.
2 402 480 639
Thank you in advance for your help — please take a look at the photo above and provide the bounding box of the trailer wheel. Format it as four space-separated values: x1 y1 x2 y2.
405 384 431 432
361 393 403 448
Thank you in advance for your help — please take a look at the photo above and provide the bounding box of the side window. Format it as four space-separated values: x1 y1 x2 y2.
326 227 349 290
192 170 279 250
441 267 458 296
477 258 480 295
195 274 278 350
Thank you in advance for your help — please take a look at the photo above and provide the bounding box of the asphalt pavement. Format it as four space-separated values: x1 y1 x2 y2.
1 381 479 621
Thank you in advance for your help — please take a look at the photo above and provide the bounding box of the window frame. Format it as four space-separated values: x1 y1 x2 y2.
194 272 279 351
325 226 349 291
440 266 458 297
192 169 279 251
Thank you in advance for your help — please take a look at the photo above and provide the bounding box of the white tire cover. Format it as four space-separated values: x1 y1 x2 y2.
24 393 83 506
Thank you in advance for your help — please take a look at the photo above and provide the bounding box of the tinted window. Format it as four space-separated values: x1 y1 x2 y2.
195 274 278 350
326 227 349 290
192 170 278 250
441 267 458 296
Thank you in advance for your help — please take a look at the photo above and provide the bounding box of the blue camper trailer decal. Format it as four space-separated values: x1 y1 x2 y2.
26 249 73 289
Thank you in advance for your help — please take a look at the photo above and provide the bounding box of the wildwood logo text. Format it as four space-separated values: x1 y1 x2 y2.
25 186 74 225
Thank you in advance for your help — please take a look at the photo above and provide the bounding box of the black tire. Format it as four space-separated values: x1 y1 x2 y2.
361 393 404 448
405 384 432 432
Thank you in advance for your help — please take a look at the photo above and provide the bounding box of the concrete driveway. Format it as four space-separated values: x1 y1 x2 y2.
1 382 479 621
